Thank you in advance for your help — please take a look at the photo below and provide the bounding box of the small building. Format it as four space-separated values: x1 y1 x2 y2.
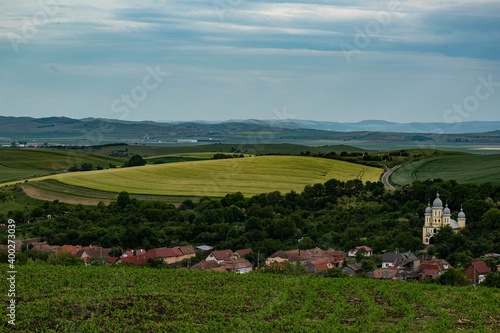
145 247 185 264
74 248 110 263
234 249 253 257
116 255 148 266
419 259 452 279
347 246 373 258
463 261 491 284
177 245 196 260
382 252 417 268
206 250 234 264
342 263 363 276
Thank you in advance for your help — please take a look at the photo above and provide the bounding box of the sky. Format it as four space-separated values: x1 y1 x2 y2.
0 0 499 123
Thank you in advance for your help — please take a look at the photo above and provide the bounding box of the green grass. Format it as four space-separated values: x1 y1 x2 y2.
0 185 45 216
0 148 126 183
19 156 383 197
0 265 498 332
390 154 500 186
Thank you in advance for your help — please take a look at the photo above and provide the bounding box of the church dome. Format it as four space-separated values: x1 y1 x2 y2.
443 203 451 216
432 192 443 209
458 206 466 219
425 203 432 215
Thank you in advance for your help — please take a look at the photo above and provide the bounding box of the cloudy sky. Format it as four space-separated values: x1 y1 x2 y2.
1 0 499 123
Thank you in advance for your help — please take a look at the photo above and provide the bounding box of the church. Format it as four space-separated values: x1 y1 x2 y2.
422 192 466 245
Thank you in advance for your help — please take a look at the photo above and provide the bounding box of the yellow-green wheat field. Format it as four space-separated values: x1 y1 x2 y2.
22 156 383 197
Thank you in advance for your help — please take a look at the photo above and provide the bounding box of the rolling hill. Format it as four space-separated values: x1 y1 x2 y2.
0 148 126 183
18 156 383 198
390 154 500 185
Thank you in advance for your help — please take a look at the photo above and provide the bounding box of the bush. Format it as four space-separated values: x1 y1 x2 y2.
482 271 500 288
437 269 470 286
324 267 349 278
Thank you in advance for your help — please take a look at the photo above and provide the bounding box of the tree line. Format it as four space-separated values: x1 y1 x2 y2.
1 178 499 268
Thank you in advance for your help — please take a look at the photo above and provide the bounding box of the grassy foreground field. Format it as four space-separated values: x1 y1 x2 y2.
1 265 498 332
390 154 500 186
0 148 125 183
18 156 383 197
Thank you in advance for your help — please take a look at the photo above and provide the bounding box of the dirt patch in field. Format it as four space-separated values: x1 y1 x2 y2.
21 184 114 205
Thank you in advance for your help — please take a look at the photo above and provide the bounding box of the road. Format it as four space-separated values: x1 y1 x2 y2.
381 164 403 190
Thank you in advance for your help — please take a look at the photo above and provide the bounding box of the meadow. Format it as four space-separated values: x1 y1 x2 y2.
17 156 383 197
390 154 500 186
0 265 498 332
0 149 125 184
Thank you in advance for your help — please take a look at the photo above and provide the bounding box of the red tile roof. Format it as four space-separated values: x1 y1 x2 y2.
119 256 148 265
235 249 253 257
146 247 184 259
355 246 373 252
469 261 491 275
210 249 234 260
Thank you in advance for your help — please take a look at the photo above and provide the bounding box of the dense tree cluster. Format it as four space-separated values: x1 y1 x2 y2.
1 179 499 268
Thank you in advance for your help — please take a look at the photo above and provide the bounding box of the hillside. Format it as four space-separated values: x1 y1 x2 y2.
1 116 499 150
390 154 500 186
19 156 383 197
0 148 125 183
1 265 498 332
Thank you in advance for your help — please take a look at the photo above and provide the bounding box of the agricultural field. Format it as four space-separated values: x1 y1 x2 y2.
390 154 500 186
0 265 499 332
15 156 383 198
0 148 125 184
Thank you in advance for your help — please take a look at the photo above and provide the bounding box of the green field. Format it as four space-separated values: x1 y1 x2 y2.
390 154 500 186
0 148 126 183
17 156 383 197
0 265 498 332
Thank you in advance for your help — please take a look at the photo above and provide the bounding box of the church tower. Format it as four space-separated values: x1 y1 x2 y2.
422 191 466 246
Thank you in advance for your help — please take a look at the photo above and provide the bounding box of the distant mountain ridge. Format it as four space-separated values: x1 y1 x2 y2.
1 116 499 147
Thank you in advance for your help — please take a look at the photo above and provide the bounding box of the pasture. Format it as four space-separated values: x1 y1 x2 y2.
19 156 383 198
0 265 498 332
0 148 125 183
390 154 500 186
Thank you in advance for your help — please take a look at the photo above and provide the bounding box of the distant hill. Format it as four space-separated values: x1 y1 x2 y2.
242 119 500 134
1 116 499 148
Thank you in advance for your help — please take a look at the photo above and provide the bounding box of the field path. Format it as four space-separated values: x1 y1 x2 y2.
21 184 114 205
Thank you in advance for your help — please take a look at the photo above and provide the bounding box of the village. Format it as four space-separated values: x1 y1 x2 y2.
3 238 499 285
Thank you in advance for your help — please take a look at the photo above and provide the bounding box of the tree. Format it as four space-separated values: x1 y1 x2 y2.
123 154 147 167
437 269 470 286
482 272 500 288
117 191 130 208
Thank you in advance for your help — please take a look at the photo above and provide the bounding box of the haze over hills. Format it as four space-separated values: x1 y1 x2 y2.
169 119 500 134
1 116 499 151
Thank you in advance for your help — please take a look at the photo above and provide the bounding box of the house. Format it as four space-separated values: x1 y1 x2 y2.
116 255 148 266
463 261 491 284
145 247 185 264
135 249 146 256
306 260 330 274
74 248 110 263
108 257 120 264
206 249 234 264
191 260 222 271
373 268 397 280
234 249 253 257
347 246 373 258
342 263 363 276
177 245 196 260
58 245 80 255
121 250 135 257
220 257 253 273
419 259 452 279
382 252 417 268
484 253 500 259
